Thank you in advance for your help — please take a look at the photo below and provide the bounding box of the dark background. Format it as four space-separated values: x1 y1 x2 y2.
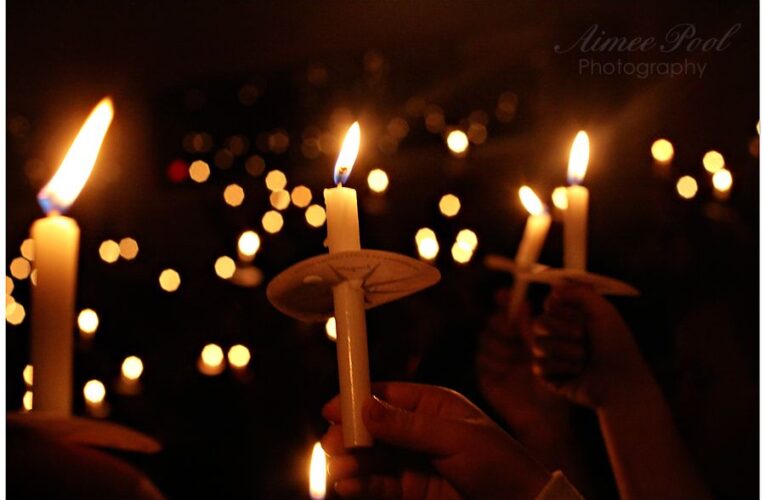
6 1 759 498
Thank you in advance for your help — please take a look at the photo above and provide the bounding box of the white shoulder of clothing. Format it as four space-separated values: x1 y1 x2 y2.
534 471 585 500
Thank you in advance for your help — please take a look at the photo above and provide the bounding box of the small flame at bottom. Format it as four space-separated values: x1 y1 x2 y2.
309 442 327 499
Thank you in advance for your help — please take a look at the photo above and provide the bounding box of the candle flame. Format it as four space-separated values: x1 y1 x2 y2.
38 97 114 214
519 186 546 216
334 122 360 185
309 442 327 499
567 130 589 185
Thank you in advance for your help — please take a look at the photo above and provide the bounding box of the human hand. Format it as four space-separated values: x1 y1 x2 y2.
531 283 649 409
321 382 550 500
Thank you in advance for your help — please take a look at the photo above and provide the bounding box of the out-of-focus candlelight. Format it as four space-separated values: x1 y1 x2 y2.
367 168 389 193
223 184 245 207
189 160 211 183
119 237 139 260
159 269 181 292
215 256 237 279
78 308 99 338
415 228 439 261
227 344 251 370
117 355 144 395
31 97 113 415
309 442 328 500
325 317 337 341
439 194 461 217
238 231 261 262
198 343 225 376
676 176 698 200
508 187 552 320
265 170 288 191
651 139 674 164
262 210 285 233
564 131 590 271
703 150 725 173
446 129 469 156
83 379 108 417
23 364 33 387
291 185 313 207
99 240 120 263
712 169 733 200
305 205 327 228
23 391 33 412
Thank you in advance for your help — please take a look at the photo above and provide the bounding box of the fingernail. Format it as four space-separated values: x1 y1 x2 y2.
366 396 388 422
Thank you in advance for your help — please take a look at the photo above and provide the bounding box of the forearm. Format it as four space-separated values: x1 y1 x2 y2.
596 366 711 500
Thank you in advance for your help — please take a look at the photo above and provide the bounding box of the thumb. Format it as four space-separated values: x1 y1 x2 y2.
362 396 460 457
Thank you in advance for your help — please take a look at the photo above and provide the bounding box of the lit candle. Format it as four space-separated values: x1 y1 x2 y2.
323 122 373 448
309 441 327 500
508 187 551 320
564 131 590 271
116 355 144 395
30 97 114 414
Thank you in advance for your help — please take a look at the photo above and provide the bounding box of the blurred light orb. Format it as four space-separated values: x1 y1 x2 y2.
6 302 25 325
551 187 569 210
446 130 469 155
189 160 211 183
227 344 251 368
159 269 181 292
712 169 733 192
325 317 337 341
215 256 236 279
119 238 139 260
78 308 99 334
702 150 725 173
6 276 13 296
238 231 261 258
451 241 474 264
23 365 33 387
262 211 285 234
270 190 291 210
121 356 144 380
415 227 436 245
651 139 674 163
23 391 33 411
265 170 288 191
223 184 245 207
83 380 106 404
20 239 35 261
417 238 440 261
29 270 37 286
439 194 461 217
305 205 327 228
291 185 313 208
676 176 698 199
99 240 120 264
245 155 266 177
201 343 225 367
456 229 478 252
10 257 31 279
367 169 389 193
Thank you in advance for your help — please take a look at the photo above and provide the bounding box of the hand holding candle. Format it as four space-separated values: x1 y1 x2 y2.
564 131 590 271
323 122 373 447
508 187 551 321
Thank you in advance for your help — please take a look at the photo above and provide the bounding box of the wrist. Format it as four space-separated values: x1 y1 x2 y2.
596 359 659 413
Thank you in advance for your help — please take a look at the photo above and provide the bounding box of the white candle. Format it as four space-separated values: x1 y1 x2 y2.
508 187 551 320
30 97 114 414
323 122 373 447
563 131 590 271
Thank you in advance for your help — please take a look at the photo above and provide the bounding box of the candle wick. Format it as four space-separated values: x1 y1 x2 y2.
337 182 343 188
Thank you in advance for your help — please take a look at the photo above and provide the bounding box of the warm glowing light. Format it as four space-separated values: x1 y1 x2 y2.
334 122 361 185
224 184 245 206
10 258 31 280
651 139 674 163
159 269 181 292
367 169 389 193
309 442 328 500
121 356 144 380
78 308 99 334
415 228 436 245
305 205 327 228
712 169 733 192
20 239 35 261
519 186 546 215
676 176 698 199
119 237 139 260
6 276 13 296
702 150 725 173
23 391 33 411
551 186 568 210
6 302 26 325
456 229 478 251
270 190 291 210
238 231 261 258
451 241 474 264
265 170 288 191
23 365 33 387
199 344 225 375
214 256 236 279
262 211 285 233
227 344 251 368
291 185 313 208
38 97 114 213
439 194 461 217
189 160 211 183
99 240 120 263
757 121 760 136
567 131 590 185
29 270 37 286
325 317 337 341
416 229 439 261
446 130 469 155
83 380 106 404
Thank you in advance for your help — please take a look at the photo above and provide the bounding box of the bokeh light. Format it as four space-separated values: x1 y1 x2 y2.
23 364 33 387
6 302 25 325
78 308 99 334
245 155 266 177
325 317 337 341
223 184 245 207
227 344 251 368
367 169 389 193
262 211 285 233
119 237 139 260
451 241 474 264
305 205 327 228
199 343 225 375
702 150 725 173
83 380 106 404
445 130 469 155
415 228 439 261
238 231 261 259
10 257 31 279
20 239 34 261
6 276 14 296
189 160 211 183
456 229 478 252
676 176 699 199
215 256 236 279
438 194 461 217
159 269 181 292
270 190 291 210
712 169 733 192
265 170 288 191
651 139 674 163
121 356 144 380
551 187 568 210
291 185 312 208
99 240 120 264
23 391 32 411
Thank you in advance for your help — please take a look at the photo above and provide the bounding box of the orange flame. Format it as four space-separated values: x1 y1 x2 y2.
333 122 360 185
567 130 589 185
519 186 546 216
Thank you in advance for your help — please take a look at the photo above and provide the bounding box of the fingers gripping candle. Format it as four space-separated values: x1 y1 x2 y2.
564 131 590 271
323 122 373 447
31 98 114 414
508 187 551 321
